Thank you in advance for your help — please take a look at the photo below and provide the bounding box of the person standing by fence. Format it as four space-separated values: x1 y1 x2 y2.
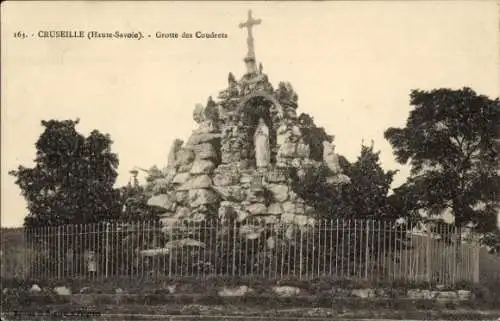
87 250 97 277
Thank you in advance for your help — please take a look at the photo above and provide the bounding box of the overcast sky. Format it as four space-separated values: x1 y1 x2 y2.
1 1 499 227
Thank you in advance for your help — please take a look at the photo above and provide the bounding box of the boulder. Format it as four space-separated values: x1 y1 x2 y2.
218 285 251 297
212 186 245 202
262 215 279 224
213 172 239 186
187 133 221 146
174 206 191 219
247 203 267 215
222 152 240 164
166 284 176 294
246 189 266 203
351 288 375 298
272 286 300 297
233 186 247 202
436 291 458 302
188 189 218 208
175 148 195 166
190 160 216 175
282 201 295 213
267 203 283 215
175 191 189 204
194 143 217 160
147 194 176 212
457 290 473 301
179 175 212 191
409 289 439 300
239 224 265 239
407 289 424 300
295 215 315 227
165 238 205 249
30 284 41 293
240 174 253 184
281 213 296 224
172 172 191 185
54 286 71 296
177 163 193 172
267 184 289 202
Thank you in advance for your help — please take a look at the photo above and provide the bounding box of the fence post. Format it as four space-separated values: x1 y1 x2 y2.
365 220 370 280
426 225 431 283
232 220 236 277
473 234 480 283
105 222 110 278
57 225 61 279
299 227 303 279
24 228 29 279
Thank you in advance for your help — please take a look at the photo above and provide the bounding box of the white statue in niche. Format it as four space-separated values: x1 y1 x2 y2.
254 117 271 168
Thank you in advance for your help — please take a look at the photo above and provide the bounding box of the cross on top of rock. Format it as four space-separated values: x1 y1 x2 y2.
239 10 261 63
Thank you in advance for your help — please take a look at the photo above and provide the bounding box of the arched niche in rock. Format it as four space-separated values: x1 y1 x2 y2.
238 93 285 167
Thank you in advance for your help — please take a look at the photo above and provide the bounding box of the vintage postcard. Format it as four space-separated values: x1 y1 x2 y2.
1 1 499 320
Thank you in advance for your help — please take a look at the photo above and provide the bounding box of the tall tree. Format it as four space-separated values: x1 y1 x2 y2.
345 143 398 219
385 87 500 232
10 119 121 227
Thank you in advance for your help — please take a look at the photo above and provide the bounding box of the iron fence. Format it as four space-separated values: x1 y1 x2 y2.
9 219 480 285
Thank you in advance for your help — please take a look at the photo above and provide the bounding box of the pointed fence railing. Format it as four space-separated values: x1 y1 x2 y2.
14 219 480 285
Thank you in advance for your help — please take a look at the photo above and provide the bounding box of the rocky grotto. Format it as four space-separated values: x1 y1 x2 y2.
146 10 350 231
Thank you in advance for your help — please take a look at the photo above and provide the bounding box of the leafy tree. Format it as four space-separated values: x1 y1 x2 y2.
119 184 157 223
10 119 122 227
290 142 403 273
291 142 397 220
385 87 499 233
345 143 398 219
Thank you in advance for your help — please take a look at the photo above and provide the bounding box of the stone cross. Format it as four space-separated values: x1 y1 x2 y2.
239 10 261 62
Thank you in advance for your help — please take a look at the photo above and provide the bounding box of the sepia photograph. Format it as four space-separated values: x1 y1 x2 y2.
1 1 499 320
